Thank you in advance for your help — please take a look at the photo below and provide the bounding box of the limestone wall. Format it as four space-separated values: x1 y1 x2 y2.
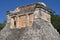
7 13 33 29
33 8 51 22
7 7 51 29
40 11 51 22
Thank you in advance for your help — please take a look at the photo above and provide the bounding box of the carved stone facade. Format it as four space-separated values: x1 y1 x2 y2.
0 2 60 40
7 2 52 29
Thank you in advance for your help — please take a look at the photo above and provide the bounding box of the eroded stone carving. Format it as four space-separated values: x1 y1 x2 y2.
7 2 52 29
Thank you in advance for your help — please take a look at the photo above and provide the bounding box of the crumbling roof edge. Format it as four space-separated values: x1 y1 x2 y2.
7 2 53 15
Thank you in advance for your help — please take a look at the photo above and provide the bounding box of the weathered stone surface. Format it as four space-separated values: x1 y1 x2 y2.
0 19 60 40
0 2 60 40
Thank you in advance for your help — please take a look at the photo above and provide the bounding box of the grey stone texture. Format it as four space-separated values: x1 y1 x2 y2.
0 19 60 40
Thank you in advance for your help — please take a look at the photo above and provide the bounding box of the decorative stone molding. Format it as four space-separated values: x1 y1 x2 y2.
7 2 52 29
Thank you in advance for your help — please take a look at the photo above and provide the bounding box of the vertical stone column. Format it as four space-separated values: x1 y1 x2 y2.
7 15 10 24
7 15 11 28
27 13 33 27
16 16 20 28
10 17 15 29
34 8 40 19
26 14 29 26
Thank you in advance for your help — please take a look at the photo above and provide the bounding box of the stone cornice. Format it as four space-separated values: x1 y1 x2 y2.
7 2 53 15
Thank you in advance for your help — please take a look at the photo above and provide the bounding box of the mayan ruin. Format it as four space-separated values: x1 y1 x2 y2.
7 2 51 29
0 2 60 40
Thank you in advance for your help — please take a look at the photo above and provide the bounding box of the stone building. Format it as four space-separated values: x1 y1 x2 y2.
0 2 60 40
7 2 51 29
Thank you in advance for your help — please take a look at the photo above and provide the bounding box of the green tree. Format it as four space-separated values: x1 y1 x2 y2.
51 13 60 34
0 20 6 30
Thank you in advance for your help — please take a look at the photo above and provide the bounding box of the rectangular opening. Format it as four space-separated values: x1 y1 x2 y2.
11 16 16 28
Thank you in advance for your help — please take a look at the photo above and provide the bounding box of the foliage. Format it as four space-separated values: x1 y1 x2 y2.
0 21 6 30
51 14 60 34
0 23 5 30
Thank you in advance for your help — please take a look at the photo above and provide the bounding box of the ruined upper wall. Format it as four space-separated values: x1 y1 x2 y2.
7 2 52 15
6 2 52 29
